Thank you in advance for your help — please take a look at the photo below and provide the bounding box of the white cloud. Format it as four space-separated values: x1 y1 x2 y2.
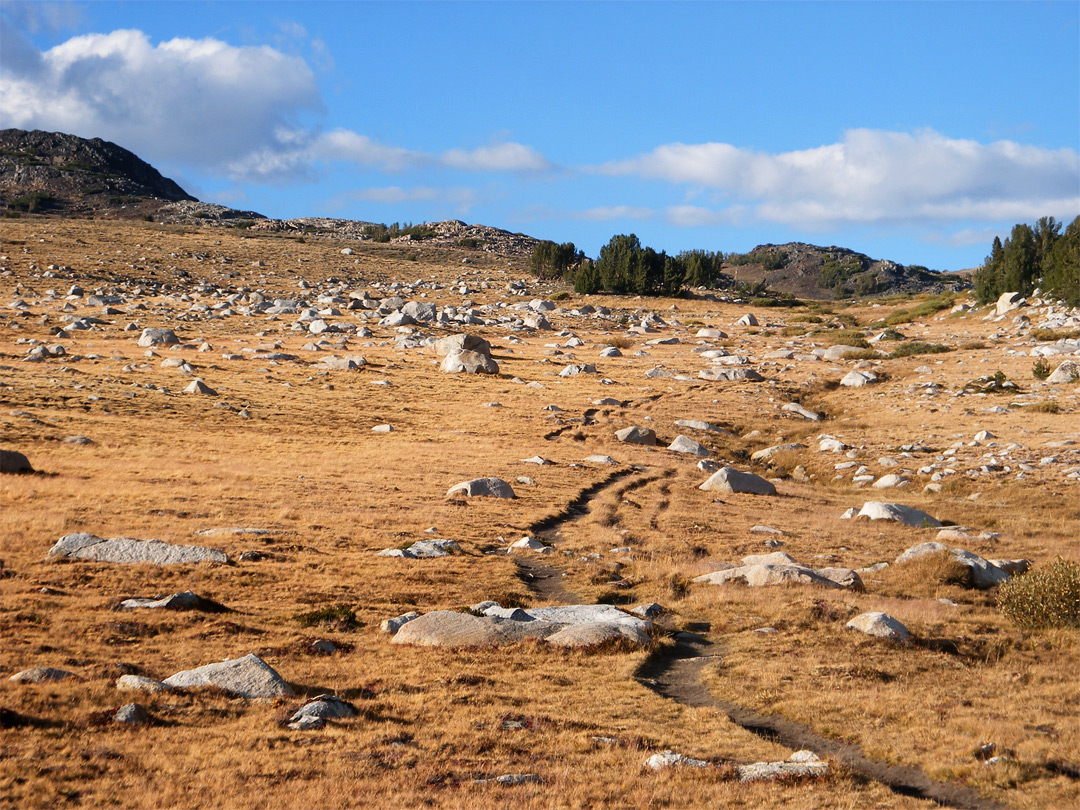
441 142 551 172
327 185 479 215
0 27 554 185
576 205 653 222
599 129 1080 228
0 29 324 169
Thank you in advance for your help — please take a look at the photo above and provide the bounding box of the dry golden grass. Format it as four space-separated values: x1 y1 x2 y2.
1 217 1078 809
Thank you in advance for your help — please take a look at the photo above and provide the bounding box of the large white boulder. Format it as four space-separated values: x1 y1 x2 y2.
699 467 776 495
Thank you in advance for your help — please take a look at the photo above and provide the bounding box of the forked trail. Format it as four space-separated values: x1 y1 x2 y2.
516 469 1005 810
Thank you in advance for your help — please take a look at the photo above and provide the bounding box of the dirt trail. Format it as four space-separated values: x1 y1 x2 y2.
637 634 1006 810
515 467 1004 809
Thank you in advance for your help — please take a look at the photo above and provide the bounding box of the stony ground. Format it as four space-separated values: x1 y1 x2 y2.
1 218 1078 809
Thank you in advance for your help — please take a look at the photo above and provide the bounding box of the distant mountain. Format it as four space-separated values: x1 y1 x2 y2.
725 242 969 299
0 128 196 216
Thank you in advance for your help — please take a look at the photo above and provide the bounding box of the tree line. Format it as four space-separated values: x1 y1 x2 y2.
528 234 728 296
974 216 1079 307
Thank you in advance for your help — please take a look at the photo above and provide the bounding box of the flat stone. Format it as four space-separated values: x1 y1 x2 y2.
119 590 226 611
694 564 851 590
49 533 230 565
698 367 764 382
163 653 293 698
391 611 562 647
667 435 711 456
856 502 941 528
432 333 491 358
446 477 516 498
841 370 879 387
750 443 806 463
9 666 76 683
645 750 710 770
738 751 828 782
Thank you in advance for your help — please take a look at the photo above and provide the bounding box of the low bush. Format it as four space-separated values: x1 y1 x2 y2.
890 341 951 358
998 560 1080 629
1032 358 1052 380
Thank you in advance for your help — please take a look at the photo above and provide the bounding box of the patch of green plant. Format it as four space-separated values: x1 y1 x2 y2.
749 296 802 308
1028 400 1061 413
7 192 55 213
890 341 950 358
963 371 1018 394
550 291 571 301
883 293 956 326
878 327 906 341
293 604 361 631
815 331 870 348
789 314 824 324
998 560 1080 629
1032 328 1080 342
107 195 142 206
1032 358 1052 380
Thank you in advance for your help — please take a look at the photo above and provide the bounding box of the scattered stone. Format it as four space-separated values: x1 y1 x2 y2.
446 477 516 498
644 750 710 770
737 750 828 782
163 653 293 698
698 367 764 382
896 542 1013 589
119 590 226 612
183 378 217 395
667 435 711 456
113 703 150 724
137 327 178 347
9 666 76 683
615 426 656 445
0 449 33 473
508 536 550 553
288 694 358 729
846 611 910 641
440 349 499 374
116 674 170 693
380 612 421 635
584 454 618 464
695 563 861 591
699 467 776 496
782 402 824 421
750 443 806 463
855 502 941 528
49 533 230 565
841 370 879 387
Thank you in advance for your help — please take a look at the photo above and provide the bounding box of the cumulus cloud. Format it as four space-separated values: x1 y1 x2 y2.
0 26 553 185
598 129 1080 228
0 29 324 168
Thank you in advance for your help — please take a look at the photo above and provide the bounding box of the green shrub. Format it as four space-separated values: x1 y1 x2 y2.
1028 400 1061 413
890 341 951 358
293 604 360 631
1032 358 1052 380
998 560 1080 629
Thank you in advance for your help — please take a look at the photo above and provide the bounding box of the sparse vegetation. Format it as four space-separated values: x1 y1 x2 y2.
889 341 950 358
998 560 1080 629
1032 358 1052 380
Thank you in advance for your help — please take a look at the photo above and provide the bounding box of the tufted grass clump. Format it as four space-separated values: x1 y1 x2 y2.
998 560 1080 630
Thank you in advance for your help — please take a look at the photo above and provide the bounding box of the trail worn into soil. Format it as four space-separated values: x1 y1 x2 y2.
636 634 1006 810
515 465 1002 808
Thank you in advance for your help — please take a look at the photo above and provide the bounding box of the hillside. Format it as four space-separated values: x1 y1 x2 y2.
0 128 197 217
725 242 969 299
1 128 967 291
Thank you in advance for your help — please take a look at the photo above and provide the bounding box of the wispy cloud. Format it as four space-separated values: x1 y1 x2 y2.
441 142 551 172
598 129 1080 228
576 205 653 222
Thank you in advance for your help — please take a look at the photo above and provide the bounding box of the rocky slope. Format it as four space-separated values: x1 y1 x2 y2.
726 242 969 299
0 128 196 216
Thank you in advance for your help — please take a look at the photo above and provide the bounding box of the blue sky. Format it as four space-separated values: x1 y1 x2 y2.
2 1 1078 271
